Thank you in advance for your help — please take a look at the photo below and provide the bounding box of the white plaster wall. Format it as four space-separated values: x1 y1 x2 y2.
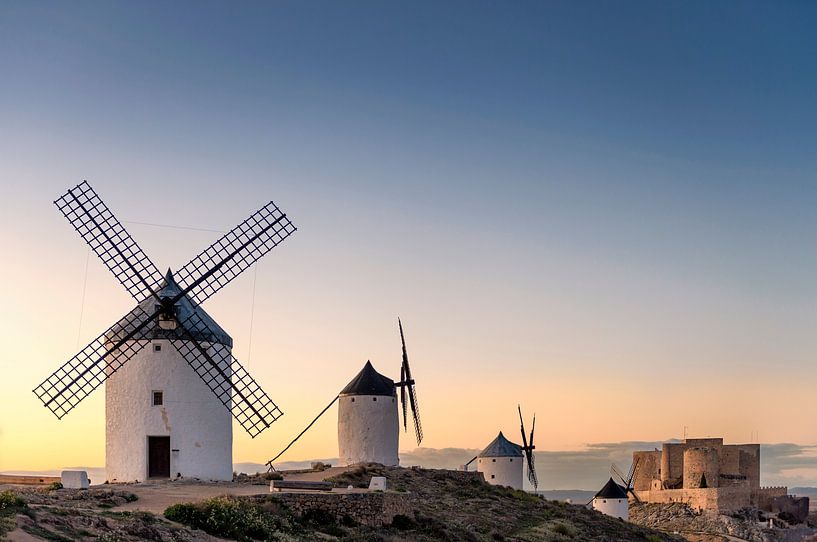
106 340 233 482
337 394 398 467
477 456 524 490
593 497 629 520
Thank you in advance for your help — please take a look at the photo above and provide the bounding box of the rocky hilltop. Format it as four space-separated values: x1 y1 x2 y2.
2 465 682 541
630 502 817 542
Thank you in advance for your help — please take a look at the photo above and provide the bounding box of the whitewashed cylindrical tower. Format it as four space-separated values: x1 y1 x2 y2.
337 361 399 467
477 432 524 490
592 478 629 520
105 271 233 483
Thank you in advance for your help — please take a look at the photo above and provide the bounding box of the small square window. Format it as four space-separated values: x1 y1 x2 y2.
492 458 496 463
491 475 495 479
373 397 377 401
510 458 513 462
152 391 163 406
154 344 161 352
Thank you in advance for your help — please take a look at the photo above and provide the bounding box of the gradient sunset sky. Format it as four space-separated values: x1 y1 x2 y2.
1 2 817 484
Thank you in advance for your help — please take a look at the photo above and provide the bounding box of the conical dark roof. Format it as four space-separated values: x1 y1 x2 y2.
340 361 395 397
478 431 523 458
106 269 232 347
595 478 628 499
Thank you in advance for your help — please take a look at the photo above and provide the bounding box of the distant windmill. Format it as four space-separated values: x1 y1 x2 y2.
468 405 538 491
611 456 642 503
33 181 296 481
266 319 422 469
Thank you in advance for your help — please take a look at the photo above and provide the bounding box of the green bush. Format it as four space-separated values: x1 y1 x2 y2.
391 514 415 530
264 471 283 481
48 481 63 491
165 496 280 541
550 519 577 538
0 491 26 512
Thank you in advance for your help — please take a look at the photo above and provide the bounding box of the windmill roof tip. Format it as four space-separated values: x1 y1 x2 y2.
340 360 395 397
479 431 523 458
595 478 628 499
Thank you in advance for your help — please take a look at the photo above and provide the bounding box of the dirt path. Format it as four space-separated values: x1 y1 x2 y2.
116 466 354 514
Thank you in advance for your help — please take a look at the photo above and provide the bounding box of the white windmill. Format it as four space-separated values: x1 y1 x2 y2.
337 319 423 466
34 181 296 482
466 406 538 491
265 319 423 471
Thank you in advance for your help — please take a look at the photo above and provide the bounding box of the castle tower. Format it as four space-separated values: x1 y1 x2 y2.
592 478 629 520
477 431 524 490
105 271 233 482
337 361 399 466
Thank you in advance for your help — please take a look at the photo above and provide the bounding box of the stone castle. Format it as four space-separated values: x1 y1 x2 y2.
632 438 796 513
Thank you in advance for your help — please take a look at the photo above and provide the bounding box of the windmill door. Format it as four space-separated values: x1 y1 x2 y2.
148 436 171 478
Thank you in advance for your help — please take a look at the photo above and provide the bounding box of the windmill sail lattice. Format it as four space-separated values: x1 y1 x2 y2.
55 182 164 301
518 405 538 490
397 318 423 445
34 181 295 437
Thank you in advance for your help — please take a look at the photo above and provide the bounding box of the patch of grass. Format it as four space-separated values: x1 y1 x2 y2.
550 518 577 538
0 490 26 512
21 523 74 542
0 490 29 537
165 496 282 541
47 481 64 491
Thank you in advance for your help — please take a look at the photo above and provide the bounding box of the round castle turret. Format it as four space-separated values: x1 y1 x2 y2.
683 446 719 489
337 361 399 466
476 431 524 490
105 270 233 483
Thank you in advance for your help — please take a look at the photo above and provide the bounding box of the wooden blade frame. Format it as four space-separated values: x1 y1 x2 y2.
35 182 294 437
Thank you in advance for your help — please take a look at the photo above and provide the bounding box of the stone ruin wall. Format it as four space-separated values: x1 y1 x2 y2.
264 492 413 527
633 451 661 491
633 486 779 512
632 439 772 512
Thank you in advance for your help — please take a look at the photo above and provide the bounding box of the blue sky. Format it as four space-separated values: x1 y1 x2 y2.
1 2 816 481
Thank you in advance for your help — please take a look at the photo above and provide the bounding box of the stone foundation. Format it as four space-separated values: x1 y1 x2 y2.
262 492 413 527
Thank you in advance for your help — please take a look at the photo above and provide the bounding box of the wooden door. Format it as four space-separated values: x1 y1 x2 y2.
148 436 170 478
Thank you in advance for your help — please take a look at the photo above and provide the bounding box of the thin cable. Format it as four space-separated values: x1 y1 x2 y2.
122 219 226 234
266 395 340 470
247 264 258 363
76 248 91 348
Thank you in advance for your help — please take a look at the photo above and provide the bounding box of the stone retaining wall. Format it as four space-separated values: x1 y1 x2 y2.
265 492 413 527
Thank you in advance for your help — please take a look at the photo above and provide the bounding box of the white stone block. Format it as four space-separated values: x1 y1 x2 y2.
61 470 90 489
369 476 387 491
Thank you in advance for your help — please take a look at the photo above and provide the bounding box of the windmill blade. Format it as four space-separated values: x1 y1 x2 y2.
529 413 536 450
518 405 529 451
171 310 283 438
400 362 407 432
628 456 642 488
611 463 627 486
527 451 539 490
398 319 422 444
33 304 157 418
174 201 296 305
407 382 423 444
54 181 164 302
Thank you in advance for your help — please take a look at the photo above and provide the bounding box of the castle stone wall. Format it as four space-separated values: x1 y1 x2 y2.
633 451 661 491
683 447 719 489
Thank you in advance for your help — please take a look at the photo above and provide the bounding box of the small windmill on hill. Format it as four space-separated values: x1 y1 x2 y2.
611 456 642 502
466 405 538 491
266 318 422 469
33 181 296 482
